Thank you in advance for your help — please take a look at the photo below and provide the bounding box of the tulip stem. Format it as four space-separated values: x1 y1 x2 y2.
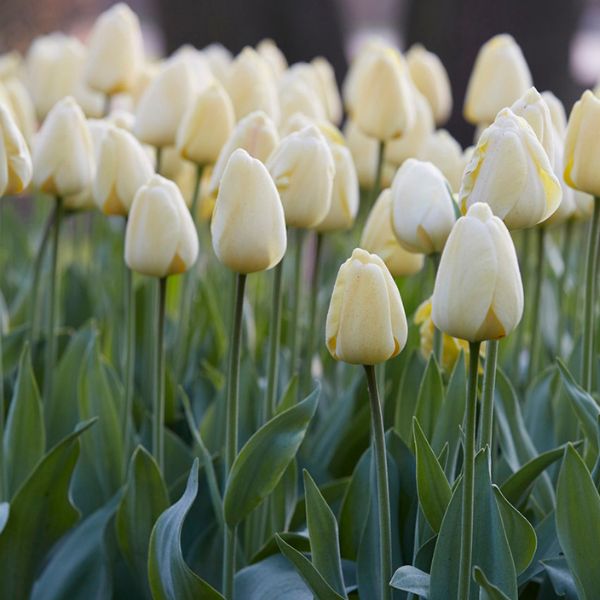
371 141 385 206
557 219 573 357
152 276 168 473
265 259 284 420
582 200 600 391
478 339 498 454
121 257 135 470
0 304 4 502
190 164 204 227
289 229 305 376
527 227 545 382
43 196 64 404
458 341 481 600
364 364 392 600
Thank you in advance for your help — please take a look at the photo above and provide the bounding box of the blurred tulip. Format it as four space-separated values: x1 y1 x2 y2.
574 189 595 220
0 51 22 81
0 104 32 196
541 90 567 139
256 39 287 79
0 77 37 146
203 43 233 83
432 202 523 342
419 129 467 193
281 112 344 145
278 72 326 126
311 57 343 124
326 247 408 365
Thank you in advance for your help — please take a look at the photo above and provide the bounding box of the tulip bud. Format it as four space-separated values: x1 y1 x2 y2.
84 3 144 94
311 57 343 125
459 108 562 229
0 104 32 196
419 129 467 193
344 119 378 188
176 82 235 166
464 34 532 125
32 97 93 197
432 202 523 342
0 51 21 82
574 189 595 220
211 148 286 273
278 72 326 126
360 189 424 276
125 175 198 277
391 158 456 254
267 125 335 228
280 113 345 146
256 39 287 79
541 91 567 139
0 77 37 147
203 43 232 83
406 44 452 125
172 45 215 88
326 247 408 365
564 90 600 197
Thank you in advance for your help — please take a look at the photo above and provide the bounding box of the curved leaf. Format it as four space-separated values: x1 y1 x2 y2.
473 567 511 600
414 356 444 441
390 565 430 597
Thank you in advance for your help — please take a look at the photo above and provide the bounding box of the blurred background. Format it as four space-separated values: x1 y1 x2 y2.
1 0 599 145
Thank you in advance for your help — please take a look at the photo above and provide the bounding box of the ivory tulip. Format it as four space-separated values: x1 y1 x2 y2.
278 73 325 126
541 90 567 138
311 57 343 124
0 77 36 146
256 39 287 79
0 104 32 196
419 129 466 193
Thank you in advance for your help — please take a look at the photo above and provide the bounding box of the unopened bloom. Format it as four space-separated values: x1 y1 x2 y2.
464 34 532 125
125 175 198 277
419 129 467 193
0 105 32 196
541 91 567 138
211 148 286 273
32 97 93 197
360 189 424 276
326 248 408 365
84 3 143 94
311 57 343 124
432 202 523 342
0 77 37 146
406 44 452 125
267 125 334 228
564 90 600 197
459 108 562 229
391 159 456 254
278 72 325 126
256 39 287 79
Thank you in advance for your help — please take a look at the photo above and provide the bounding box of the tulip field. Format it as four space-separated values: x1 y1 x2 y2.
2 4 600 599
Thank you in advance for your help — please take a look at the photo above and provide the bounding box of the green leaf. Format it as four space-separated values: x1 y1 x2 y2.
3 345 45 498
518 510 560 585
224 387 319 527
413 418 451 533
0 419 96 599
303 470 346 597
275 374 299 415
414 356 444 442
0 503 7 534
390 565 430 597
148 459 223 600
473 567 511 600
542 557 579 600
250 533 311 564
270 459 298 533
556 443 600 599
394 351 425 444
275 534 346 600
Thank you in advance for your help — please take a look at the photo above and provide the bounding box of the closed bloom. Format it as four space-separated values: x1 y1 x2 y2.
84 3 143 94
406 44 452 125
211 148 286 273
464 34 532 125
541 91 567 139
311 57 343 124
256 39 287 79
564 90 600 196
574 189 595 220
419 129 467 193
0 77 37 146
278 73 325 126
125 175 198 277
391 159 456 254
459 108 561 229
176 82 235 166
326 247 408 365
432 202 523 342
267 125 334 228
32 97 93 197
0 105 32 196
360 189 424 277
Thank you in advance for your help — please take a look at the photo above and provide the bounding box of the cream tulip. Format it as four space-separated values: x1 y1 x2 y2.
419 129 466 193
541 91 567 138
84 3 143 94
344 119 378 188
464 34 532 125
0 51 21 81
406 44 452 125
267 125 335 228
311 57 343 124
459 108 561 229
32 97 93 197
432 202 524 342
280 112 344 146
0 105 32 196
564 90 600 197
326 247 408 365
390 158 456 254
278 73 325 126
360 189 424 276
203 43 232 83
125 175 198 277
211 148 286 273
256 39 287 79
0 77 36 146
176 82 235 166
574 189 595 220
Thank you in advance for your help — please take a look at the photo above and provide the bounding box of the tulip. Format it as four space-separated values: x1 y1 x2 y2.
360 189 424 276
464 34 532 125
0 51 21 81
459 108 561 229
544 145 576 227
84 3 144 95
406 44 452 125
211 148 286 274
256 38 287 79
203 43 233 83
278 72 326 126
391 158 456 254
0 77 37 146
172 45 215 87
280 112 344 146
311 57 343 124
419 129 467 193
0 105 32 197
541 90 567 138
574 189 594 220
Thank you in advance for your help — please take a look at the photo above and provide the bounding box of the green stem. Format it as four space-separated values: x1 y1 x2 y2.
153 277 167 472
155 147 163 176
478 339 498 453
458 341 481 600
265 259 284 420
557 220 574 356
289 229 304 377
121 251 135 470
371 140 385 206
223 525 237 599
582 200 600 391
43 196 64 403
527 227 545 382
190 164 204 228
364 364 392 600
0 293 4 502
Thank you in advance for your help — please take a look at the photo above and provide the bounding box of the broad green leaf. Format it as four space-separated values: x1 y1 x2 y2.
251 533 311 564
224 387 319 527
413 418 451 533
148 459 223 600
473 567 511 600
556 443 600 599
275 374 299 415
394 351 425 444
414 356 444 442
303 470 346 597
390 565 430 597
3 346 45 498
0 419 96 599
542 557 579 600
518 510 560 585
270 459 298 533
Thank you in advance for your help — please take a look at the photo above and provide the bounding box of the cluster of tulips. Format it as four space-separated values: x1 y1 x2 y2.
1 3 600 600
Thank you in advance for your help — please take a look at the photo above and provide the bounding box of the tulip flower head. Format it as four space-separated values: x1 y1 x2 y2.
0 77 37 146
256 38 288 79
419 129 467 193
326 248 408 365
541 90 567 139
432 202 524 342
0 104 32 196
311 57 343 124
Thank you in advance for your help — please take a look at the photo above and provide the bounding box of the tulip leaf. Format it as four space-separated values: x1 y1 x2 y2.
390 565 430 596
148 459 223 600
275 374 299 415
414 356 444 442
224 386 319 527
473 567 512 600
541 557 579 600
555 443 600 599
394 351 425 444
270 458 298 533
251 533 311 564
0 503 8 534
